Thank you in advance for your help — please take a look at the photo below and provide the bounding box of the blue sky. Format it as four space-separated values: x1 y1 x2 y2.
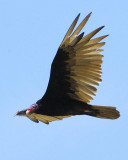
0 0 128 160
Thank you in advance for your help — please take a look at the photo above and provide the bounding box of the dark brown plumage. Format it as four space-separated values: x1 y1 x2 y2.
15 13 120 124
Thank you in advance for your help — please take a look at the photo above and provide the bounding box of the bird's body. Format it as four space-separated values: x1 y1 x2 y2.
16 13 120 124
36 97 91 116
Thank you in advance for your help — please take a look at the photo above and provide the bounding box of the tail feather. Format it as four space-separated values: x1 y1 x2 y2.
89 105 120 119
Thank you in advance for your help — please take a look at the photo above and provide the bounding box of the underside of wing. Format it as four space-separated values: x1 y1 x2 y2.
28 113 72 124
44 13 108 104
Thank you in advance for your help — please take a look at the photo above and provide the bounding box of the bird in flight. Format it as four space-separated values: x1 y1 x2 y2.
15 13 120 124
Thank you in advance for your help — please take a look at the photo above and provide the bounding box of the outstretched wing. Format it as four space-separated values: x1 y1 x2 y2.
43 13 108 103
28 113 72 124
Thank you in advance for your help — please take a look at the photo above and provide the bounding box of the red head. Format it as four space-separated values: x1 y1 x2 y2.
26 104 38 115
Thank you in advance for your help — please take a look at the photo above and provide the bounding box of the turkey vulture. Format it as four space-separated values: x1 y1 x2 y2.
15 13 120 124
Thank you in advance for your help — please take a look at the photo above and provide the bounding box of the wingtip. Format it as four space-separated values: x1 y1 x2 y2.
81 32 84 36
87 12 92 17
78 13 80 16
103 34 109 39
76 13 80 20
77 12 92 18
89 12 92 15
101 25 105 29
96 26 105 32
83 12 92 22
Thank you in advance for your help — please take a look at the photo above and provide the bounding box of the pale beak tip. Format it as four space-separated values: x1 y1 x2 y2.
14 112 18 116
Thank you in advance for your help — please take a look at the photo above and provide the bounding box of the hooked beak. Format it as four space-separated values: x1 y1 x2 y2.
14 110 27 116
